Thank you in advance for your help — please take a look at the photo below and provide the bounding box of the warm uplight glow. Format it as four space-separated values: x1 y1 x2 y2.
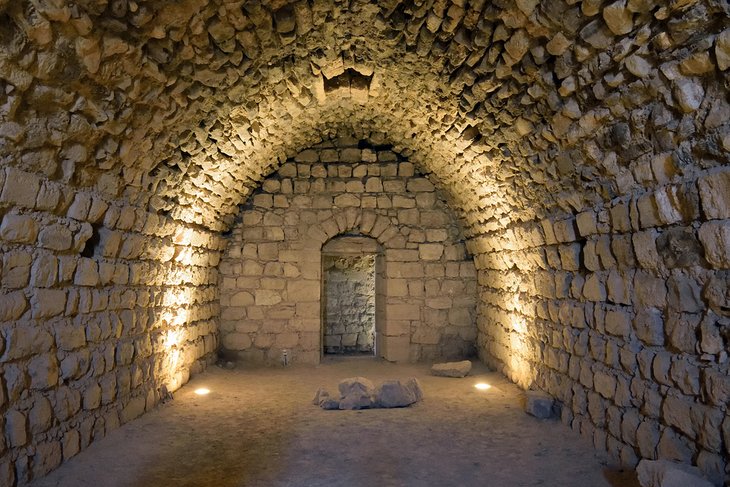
474 383 492 390
194 388 210 395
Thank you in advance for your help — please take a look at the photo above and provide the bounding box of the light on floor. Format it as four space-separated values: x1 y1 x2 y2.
194 388 211 395
474 383 491 390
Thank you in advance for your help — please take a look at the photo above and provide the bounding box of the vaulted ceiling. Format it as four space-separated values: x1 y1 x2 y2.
1 0 726 234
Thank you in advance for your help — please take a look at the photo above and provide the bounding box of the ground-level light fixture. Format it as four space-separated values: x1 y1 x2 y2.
474 383 491 390
194 388 211 395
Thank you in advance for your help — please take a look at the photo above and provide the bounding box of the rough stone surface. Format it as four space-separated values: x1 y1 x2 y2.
524 391 557 420
338 377 376 410
374 378 423 408
431 360 473 378
636 459 713 487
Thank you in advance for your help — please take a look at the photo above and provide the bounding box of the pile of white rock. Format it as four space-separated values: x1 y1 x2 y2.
313 377 423 410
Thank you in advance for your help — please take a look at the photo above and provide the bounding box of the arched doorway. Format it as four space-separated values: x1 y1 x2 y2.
321 235 385 357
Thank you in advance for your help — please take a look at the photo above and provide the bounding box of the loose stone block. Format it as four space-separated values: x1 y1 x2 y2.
374 378 423 408
431 360 472 377
524 391 556 419
338 377 375 410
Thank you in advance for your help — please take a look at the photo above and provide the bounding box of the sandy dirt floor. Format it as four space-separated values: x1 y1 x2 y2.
31 358 639 487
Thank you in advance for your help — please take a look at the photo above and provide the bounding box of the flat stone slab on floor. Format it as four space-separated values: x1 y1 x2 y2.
431 360 472 377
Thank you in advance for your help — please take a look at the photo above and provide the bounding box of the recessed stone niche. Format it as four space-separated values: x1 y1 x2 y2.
322 236 380 355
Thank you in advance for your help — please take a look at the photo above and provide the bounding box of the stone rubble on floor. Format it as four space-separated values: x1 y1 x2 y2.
313 376 424 410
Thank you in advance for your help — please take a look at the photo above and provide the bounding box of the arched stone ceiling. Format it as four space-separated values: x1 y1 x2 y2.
1 0 727 234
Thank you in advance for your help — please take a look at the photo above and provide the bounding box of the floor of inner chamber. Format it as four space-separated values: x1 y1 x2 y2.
30 359 638 487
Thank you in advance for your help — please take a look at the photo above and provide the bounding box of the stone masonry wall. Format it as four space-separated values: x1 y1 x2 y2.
466 22 730 484
219 138 478 365
0 168 222 486
323 254 376 355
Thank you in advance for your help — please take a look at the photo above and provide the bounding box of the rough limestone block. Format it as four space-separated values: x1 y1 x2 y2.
30 289 66 319
576 211 597 236
120 396 146 424
338 377 375 410
716 29 730 71
381 335 410 363
698 221 730 268
74 258 100 286
29 396 53 435
431 360 472 377
419 243 444 260
698 170 730 219
32 440 62 478
636 459 713 487
1 168 40 208
0 291 28 321
524 391 556 419
4 409 27 447
375 378 423 408
673 77 704 113
0 214 38 243
602 0 633 35
28 354 59 390
553 219 577 243
605 309 631 338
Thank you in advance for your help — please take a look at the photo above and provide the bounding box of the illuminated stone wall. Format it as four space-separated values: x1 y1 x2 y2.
471 174 729 486
219 139 478 365
0 169 221 484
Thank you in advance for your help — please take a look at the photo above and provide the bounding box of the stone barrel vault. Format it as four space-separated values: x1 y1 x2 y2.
0 0 729 485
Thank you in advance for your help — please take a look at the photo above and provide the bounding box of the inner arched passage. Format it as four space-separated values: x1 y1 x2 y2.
218 137 478 365
322 235 381 357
